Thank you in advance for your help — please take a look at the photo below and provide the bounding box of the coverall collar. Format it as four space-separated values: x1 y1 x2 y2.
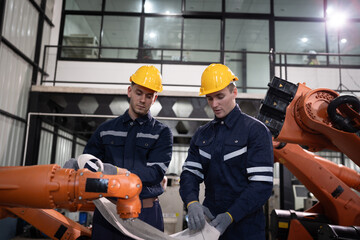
123 109 152 125
212 104 241 128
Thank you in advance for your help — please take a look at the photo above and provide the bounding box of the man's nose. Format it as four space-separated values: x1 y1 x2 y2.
211 99 219 108
139 94 146 102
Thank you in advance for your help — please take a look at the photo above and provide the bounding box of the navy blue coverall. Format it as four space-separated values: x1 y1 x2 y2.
180 105 273 239
84 110 173 240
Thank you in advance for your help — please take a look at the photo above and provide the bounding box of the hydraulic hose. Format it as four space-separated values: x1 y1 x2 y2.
327 95 360 133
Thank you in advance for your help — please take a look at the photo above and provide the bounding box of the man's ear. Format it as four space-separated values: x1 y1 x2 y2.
127 85 132 98
152 94 158 104
233 86 238 96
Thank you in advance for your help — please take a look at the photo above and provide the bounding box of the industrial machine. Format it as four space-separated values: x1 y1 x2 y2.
258 77 360 239
0 164 142 239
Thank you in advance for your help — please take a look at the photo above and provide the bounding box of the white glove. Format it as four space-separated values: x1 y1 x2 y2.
77 154 128 175
77 154 104 172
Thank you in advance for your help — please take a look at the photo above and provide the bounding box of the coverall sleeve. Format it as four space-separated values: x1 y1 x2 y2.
131 127 173 186
179 131 203 205
83 127 105 161
227 123 274 222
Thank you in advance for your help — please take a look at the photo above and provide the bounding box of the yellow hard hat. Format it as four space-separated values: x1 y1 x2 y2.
199 64 238 96
130 65 163 92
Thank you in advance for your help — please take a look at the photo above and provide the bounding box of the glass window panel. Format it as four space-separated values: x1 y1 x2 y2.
102 16 140 47
274 0 324 17
105 0 142 12
144 17 182 49
184 19 220 50
225 53 269 93
183 51 220 62
186 0 221 12
62 15 101 58
101 16 140 59
65 0 102 11
246 53 270 88
337 56 360 65
145 0 182 14
225 19 269 52
327 26 339 64
327 0 360 19
101 49 138 59
277 53 327 65
226 0 270 13
275 21 325 54
328 22 360 59
225 53 244 89
326 0 360 65
276 53 295 65
3 0 39 60
152 50 181 61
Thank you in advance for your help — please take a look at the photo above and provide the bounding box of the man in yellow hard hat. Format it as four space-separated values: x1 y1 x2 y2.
84 65 173 239
179 63 273 239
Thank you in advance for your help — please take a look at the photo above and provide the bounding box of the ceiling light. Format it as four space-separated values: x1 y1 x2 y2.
340 38 347 43
149 32 156 38
326 7 334 15
326 9 348 29
301 38 308 43
145 2 152 12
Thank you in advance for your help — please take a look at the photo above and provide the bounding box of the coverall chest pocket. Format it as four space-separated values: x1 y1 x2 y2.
223 139 248 177
135 137 157 158
224 139 248 186
102 136 126 164
195 138 213 170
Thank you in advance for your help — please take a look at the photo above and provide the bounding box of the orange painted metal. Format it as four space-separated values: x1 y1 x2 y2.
0 164 142 218
312 154 360 191
274 143 360 226
276 83 360 165
275 84 337 152
287 219 313 240
267 80 360 239
3 207 91 240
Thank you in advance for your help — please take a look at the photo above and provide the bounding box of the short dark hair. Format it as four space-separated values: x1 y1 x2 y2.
227 82 236 93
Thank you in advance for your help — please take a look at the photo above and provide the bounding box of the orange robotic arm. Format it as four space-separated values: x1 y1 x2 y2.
258 77 360 164
0 164 142 219
0 207 92 240
270 142 360 239
258 77 360 239
273 142 360 226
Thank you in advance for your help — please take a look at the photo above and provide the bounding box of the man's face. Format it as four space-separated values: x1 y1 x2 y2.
206 85 237 119
127 83 157 119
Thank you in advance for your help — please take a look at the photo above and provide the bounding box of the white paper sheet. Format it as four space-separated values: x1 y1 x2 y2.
93 198 220 240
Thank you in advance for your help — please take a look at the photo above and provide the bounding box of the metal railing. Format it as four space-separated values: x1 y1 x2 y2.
39 45 360 94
